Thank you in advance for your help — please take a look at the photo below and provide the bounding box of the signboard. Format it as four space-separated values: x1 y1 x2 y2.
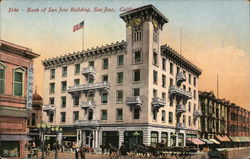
26 67 33 109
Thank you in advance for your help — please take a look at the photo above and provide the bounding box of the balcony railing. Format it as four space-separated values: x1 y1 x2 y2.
43 104 55 112
176 123 185 129
126 96 142 109
176 104 186 115
152 97 166 110
176 72 187 85
82 66 95 76
74 120 100 127
68 82 110 93
193 110 202 119
169 85 192 99
80 101 96 109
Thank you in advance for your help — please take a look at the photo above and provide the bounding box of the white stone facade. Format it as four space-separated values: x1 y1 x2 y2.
42 5 202 149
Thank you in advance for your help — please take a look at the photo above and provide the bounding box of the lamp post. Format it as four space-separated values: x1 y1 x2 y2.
37 122 51 159
51 126 62 159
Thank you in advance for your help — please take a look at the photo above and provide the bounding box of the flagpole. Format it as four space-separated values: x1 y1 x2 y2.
82 27 84 51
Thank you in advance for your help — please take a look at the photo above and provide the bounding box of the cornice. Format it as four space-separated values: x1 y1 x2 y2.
42 40 126 69
161 44 202 76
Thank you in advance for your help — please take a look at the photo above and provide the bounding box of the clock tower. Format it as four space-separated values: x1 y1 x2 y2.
120 5 169 121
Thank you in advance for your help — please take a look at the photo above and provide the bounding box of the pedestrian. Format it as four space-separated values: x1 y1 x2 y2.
74 147 79 159
119 142 127 158
79 145 86 159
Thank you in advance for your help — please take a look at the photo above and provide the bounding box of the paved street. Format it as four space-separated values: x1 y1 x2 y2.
36 147 250 159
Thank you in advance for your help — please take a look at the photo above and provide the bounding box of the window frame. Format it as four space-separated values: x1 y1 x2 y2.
117 72 124 84
101 109 107 120
116 90 123 102
74 64 80 75
116 109 123 121
117 54 124 66
62 66 67 77
0 63 5 94
61 112 66 123
13 67 25 97
102 58 109 69
50 68 55 79
133 69 140 82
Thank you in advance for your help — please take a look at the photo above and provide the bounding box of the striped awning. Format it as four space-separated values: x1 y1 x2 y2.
209 138 220 144
186 138 205 145
200 138 214 144
215 135 231 142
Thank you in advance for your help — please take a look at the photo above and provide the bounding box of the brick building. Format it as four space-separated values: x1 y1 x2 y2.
0 40 39 159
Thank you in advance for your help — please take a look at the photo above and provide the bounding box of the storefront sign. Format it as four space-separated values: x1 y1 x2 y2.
26 67 33 109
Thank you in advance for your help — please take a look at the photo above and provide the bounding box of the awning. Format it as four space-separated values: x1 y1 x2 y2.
215 135 231 142
229 136 240 142
0 134 33 141
200 138 214 144
209 138 220 144
186 138 205 145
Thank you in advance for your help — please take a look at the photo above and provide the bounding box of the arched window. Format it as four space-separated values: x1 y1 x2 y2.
13 67 25 96
0 63 5 94
31 113 36 126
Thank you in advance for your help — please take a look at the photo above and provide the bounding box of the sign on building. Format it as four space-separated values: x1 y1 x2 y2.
26 67 33 109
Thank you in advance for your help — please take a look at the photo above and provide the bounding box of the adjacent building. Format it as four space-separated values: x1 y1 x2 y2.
42 5 202 149
0 40 39 158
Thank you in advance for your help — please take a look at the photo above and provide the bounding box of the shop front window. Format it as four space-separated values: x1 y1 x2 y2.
151 132 158 146
0 141 20 157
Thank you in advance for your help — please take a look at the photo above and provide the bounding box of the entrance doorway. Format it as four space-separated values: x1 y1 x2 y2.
124 131 143 150
102 131 119 148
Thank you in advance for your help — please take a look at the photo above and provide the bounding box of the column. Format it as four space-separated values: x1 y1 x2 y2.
76 129 80 147
118 130 124 148
143 130 151 146
183 133 186 146
82 131 86 145
167 132 171 147
176 133 179 146
158 131 161 143
91 130 94 147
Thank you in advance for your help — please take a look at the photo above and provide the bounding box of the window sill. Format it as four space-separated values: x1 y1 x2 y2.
153 64 159 67
132 81 141 84
132 62 143 65
101 103 108 105
116 120 123 122
61 107 66 108
62 75 67 78
100 120 107 123
116 65 124 68
73 105 79 107
50 78 55 80
116 83 123 86
116 101 123 104
74 73 80 76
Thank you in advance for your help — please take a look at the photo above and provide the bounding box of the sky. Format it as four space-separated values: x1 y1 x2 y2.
0 0 249 110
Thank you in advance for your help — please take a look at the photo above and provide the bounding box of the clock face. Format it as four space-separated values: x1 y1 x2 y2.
133 17 142 26
153 19 158 29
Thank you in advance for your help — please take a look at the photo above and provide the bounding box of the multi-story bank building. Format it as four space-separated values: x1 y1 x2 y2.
42 5 202 149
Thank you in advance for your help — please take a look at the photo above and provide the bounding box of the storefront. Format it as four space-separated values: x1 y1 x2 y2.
102 131 119 148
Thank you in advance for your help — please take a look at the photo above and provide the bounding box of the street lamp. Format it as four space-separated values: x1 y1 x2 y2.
51 126 62 159
36 122 51 159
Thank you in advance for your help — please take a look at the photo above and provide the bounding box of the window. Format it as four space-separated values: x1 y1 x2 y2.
162 110 166 122
49 97 55 105
62 66 67 77
116 109 123 120
162 74 166 87
183 115 186 125
153 70 158 84
188 116 191 126
133 108 140 119
73 96 79 106
151 132 158 146
117 72 123 84
61 112 66 123
170 63 173 74
0 64 5 94
102 92 108 104
133 69 140 82
188 102 191 112
153 110 157 120
75 64 80 75
189 87 191 93
49 83 55 94
61 96 66 108
169 112 173 123
188 74 191 84
193 90 196 99
177 67 180 73
117 90 123 102
0 141 20 157
103 58 109 69
194 104 196 111
117 55 124 66
50 69 55 79
153 52 158 65
134 51 142 63
102 75 108 82
74 79 80 86
183 85 186 90
88 76 94 84
14 68 24 96
73 111 79 121
31 113 36 126
133 88 140 96
88 61 94 67
170 99 173 107
61 81 67 92
49 113 53 122
170 78 173 86
162 92 166 101
162 58 166 71
133 31 142 42
194 77 197 87
101 110 107 120
153 89 157 98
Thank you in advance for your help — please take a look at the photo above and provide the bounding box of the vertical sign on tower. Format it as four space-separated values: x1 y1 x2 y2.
26 67 34 109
